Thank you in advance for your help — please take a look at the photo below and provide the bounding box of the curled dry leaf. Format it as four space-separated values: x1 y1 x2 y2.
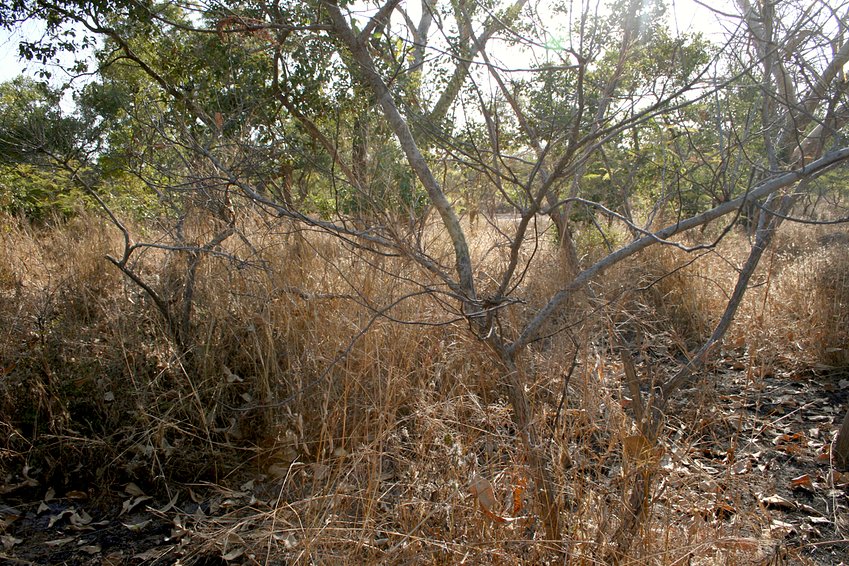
1 534 23 549
124 482 145 497
21 465 38 488
468 474 505 523
69 508 93 528
122 519 151 532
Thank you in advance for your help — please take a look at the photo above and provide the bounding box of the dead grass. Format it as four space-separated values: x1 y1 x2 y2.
625 221 849 371
0 210 845 564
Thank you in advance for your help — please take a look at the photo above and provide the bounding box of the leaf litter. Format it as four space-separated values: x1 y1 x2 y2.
0 363 846 564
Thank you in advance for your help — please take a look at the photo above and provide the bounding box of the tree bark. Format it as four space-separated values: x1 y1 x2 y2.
327 3 476 305
835 403 849 470
499 352 562 544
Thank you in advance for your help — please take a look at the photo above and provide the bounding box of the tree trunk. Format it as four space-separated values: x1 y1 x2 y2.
835 402 849 470
549 209 581 278
606 469 653 565
499 353 562 544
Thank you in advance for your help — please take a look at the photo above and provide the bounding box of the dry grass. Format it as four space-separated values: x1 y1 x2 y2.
1 210 845 564
627 222 849 371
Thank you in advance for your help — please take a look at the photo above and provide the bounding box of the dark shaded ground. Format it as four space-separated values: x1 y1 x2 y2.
0 484 228 565
661 360 849 565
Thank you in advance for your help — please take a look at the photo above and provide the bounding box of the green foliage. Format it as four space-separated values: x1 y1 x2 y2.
0 163 83 221
0 76 82 163
100 172 163 221
338 142 429 217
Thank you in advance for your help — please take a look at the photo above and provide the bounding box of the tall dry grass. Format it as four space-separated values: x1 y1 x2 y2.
1 210 844 563
628 222 849 371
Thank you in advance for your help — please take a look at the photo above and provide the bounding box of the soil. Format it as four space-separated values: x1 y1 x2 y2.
659 361 849 565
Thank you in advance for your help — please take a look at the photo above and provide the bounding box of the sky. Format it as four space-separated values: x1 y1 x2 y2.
0 0 732 87
0 20 50 84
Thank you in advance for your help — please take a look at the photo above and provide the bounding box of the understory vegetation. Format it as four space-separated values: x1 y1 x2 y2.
1 210 848 563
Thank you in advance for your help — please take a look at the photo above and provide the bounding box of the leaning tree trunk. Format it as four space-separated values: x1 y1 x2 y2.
326 4 563 543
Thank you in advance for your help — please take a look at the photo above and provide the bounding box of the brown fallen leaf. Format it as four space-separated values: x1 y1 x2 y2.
512 476 527 516
774 432 806 445
760 494 796 511
790 474 812 489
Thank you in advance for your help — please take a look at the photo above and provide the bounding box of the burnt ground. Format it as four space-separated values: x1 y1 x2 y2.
1 364 847 565
656 359 849 565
